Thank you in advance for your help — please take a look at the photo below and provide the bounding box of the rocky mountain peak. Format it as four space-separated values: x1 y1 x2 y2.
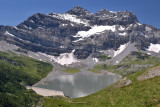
118 11 138 20
95 9 112 15
67 6 91 16
117 11 136 18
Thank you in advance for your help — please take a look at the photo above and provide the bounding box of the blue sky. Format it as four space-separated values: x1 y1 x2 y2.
0 0 160 28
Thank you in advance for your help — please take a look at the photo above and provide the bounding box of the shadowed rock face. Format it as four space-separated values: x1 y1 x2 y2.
0 6 160 59
93 10 138 26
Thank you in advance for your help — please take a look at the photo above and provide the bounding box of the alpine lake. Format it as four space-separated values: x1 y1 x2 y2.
34 70 121 99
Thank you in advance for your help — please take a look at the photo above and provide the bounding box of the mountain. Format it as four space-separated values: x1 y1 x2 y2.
0 6 160 66
1 6 160 107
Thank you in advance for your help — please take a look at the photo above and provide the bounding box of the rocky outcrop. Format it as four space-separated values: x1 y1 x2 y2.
138 66 160 81
114 77 132 88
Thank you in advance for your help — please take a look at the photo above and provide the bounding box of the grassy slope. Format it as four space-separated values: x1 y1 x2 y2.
63 68 81 73
88 69 101 73
42 52 160 107
0 51 53 107
73 71 160 106
43 97 84 107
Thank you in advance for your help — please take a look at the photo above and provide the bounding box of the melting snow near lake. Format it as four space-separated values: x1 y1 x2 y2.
39 50 79 65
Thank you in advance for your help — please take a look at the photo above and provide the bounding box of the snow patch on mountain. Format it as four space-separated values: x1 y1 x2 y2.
137 23 142 26
93 58 99 63
29 20 35 23
119 26 125 31
13 26 18 30
5 31 32 43
60 24 68 27
113 42 129 57
119 32 127 36
109 11 117 14
23 25 32 30
116 61 119 64
145 26 152 32
39 50 79 65
51 13 89 26
73 25 116 42
5 31 16 37
147 43 160 53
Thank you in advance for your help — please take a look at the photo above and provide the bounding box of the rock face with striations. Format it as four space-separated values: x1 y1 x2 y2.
0 6 160 60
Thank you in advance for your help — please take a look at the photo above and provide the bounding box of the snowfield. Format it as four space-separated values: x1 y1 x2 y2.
51 13 89 26
39 50 79 65
113 42 129 57
73 25 116 41
147 43 160 53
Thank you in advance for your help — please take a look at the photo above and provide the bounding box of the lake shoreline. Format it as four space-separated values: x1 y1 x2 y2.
32 68 121 98
26 86 64 97
33 68 122 87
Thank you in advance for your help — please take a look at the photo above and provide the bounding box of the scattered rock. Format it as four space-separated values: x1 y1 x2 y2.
114 77 132 88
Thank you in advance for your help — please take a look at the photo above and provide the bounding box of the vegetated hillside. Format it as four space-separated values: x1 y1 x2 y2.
0 51 52 107
42 52 160 107
94 51 160 76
